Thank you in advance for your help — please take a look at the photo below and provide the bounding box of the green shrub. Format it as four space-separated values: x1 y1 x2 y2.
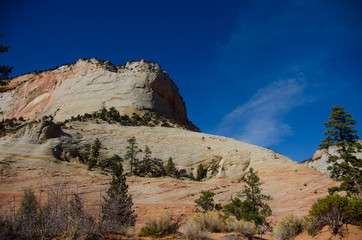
139 226 161 237
308 194 362 235
273 213 305 240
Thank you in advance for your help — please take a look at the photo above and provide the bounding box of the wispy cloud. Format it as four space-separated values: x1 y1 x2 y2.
213 0 361 148
216 78 309 147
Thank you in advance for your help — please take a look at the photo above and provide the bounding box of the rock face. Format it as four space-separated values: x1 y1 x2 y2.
0 59 189 124
1 121 331 181
301 142 362 175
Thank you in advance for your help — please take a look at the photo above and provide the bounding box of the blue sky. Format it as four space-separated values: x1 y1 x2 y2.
1 0 361 162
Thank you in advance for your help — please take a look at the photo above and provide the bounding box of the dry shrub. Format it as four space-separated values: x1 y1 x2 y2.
187 212 227 233
183 221 210 240
139 209 183 237
228 219 256 239
1 184 97 240
273 213 305 240
39 184 96 239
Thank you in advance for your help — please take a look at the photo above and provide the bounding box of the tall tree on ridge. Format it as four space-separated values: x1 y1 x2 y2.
320 105 362 195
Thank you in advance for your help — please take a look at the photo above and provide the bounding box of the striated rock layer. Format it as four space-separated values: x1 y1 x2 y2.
0 59 189 124
0 121 337 227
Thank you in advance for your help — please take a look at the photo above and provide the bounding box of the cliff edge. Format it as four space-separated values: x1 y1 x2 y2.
0 58 189 125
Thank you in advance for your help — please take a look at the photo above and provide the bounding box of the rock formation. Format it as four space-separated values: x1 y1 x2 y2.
0 58 338 227
0 121 337 225
0 59 189 124
301 142 362 175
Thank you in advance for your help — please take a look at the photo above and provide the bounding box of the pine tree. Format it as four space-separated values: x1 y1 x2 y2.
238 168 272 229
124 137 140 174
88 138 101 170
91 138 101 160
102 162 137 232
320 105 362 195
166 157 177 177
0 34 13 84
143 145 152 168
15 188 39 239
194 190 219 212
196 164 207 181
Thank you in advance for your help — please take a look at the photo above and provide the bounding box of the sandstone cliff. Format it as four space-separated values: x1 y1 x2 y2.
0 59 189 124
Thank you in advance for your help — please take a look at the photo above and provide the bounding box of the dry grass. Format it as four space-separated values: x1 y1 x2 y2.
187 212 227 233
183 212 229 240
140 209 183 237
183 221 210 240
228 219 256 239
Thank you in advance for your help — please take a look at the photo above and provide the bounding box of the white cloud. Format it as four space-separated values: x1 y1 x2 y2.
216 78 308 147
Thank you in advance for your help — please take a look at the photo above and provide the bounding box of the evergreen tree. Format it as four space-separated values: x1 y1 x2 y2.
134 145 152 174
81 144 91 163
196 164 207 181
194 190 220 212
15 188 39 239
143 146 152 165
236 168 272 229
102 162 137 232
320 105 362 195
91 138 101 159
166 157 177 177
124 137 140 174
0 34 13 84
88 138 101 170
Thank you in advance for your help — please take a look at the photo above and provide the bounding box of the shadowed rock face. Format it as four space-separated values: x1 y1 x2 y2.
0 58 188 124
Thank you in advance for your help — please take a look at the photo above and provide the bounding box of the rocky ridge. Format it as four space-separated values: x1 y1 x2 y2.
0 58 189 125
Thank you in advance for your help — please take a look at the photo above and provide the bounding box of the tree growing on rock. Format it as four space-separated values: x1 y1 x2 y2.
143 145 152 170
194 190 221 212
124 137 141 174
320 105 362 195
166 157 178 177
196 164 207 181
223 168 272 231
85 138 102 170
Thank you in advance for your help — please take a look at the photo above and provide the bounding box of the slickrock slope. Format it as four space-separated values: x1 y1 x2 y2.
0 121 330 180
0 58 188 124
0 122 337 225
